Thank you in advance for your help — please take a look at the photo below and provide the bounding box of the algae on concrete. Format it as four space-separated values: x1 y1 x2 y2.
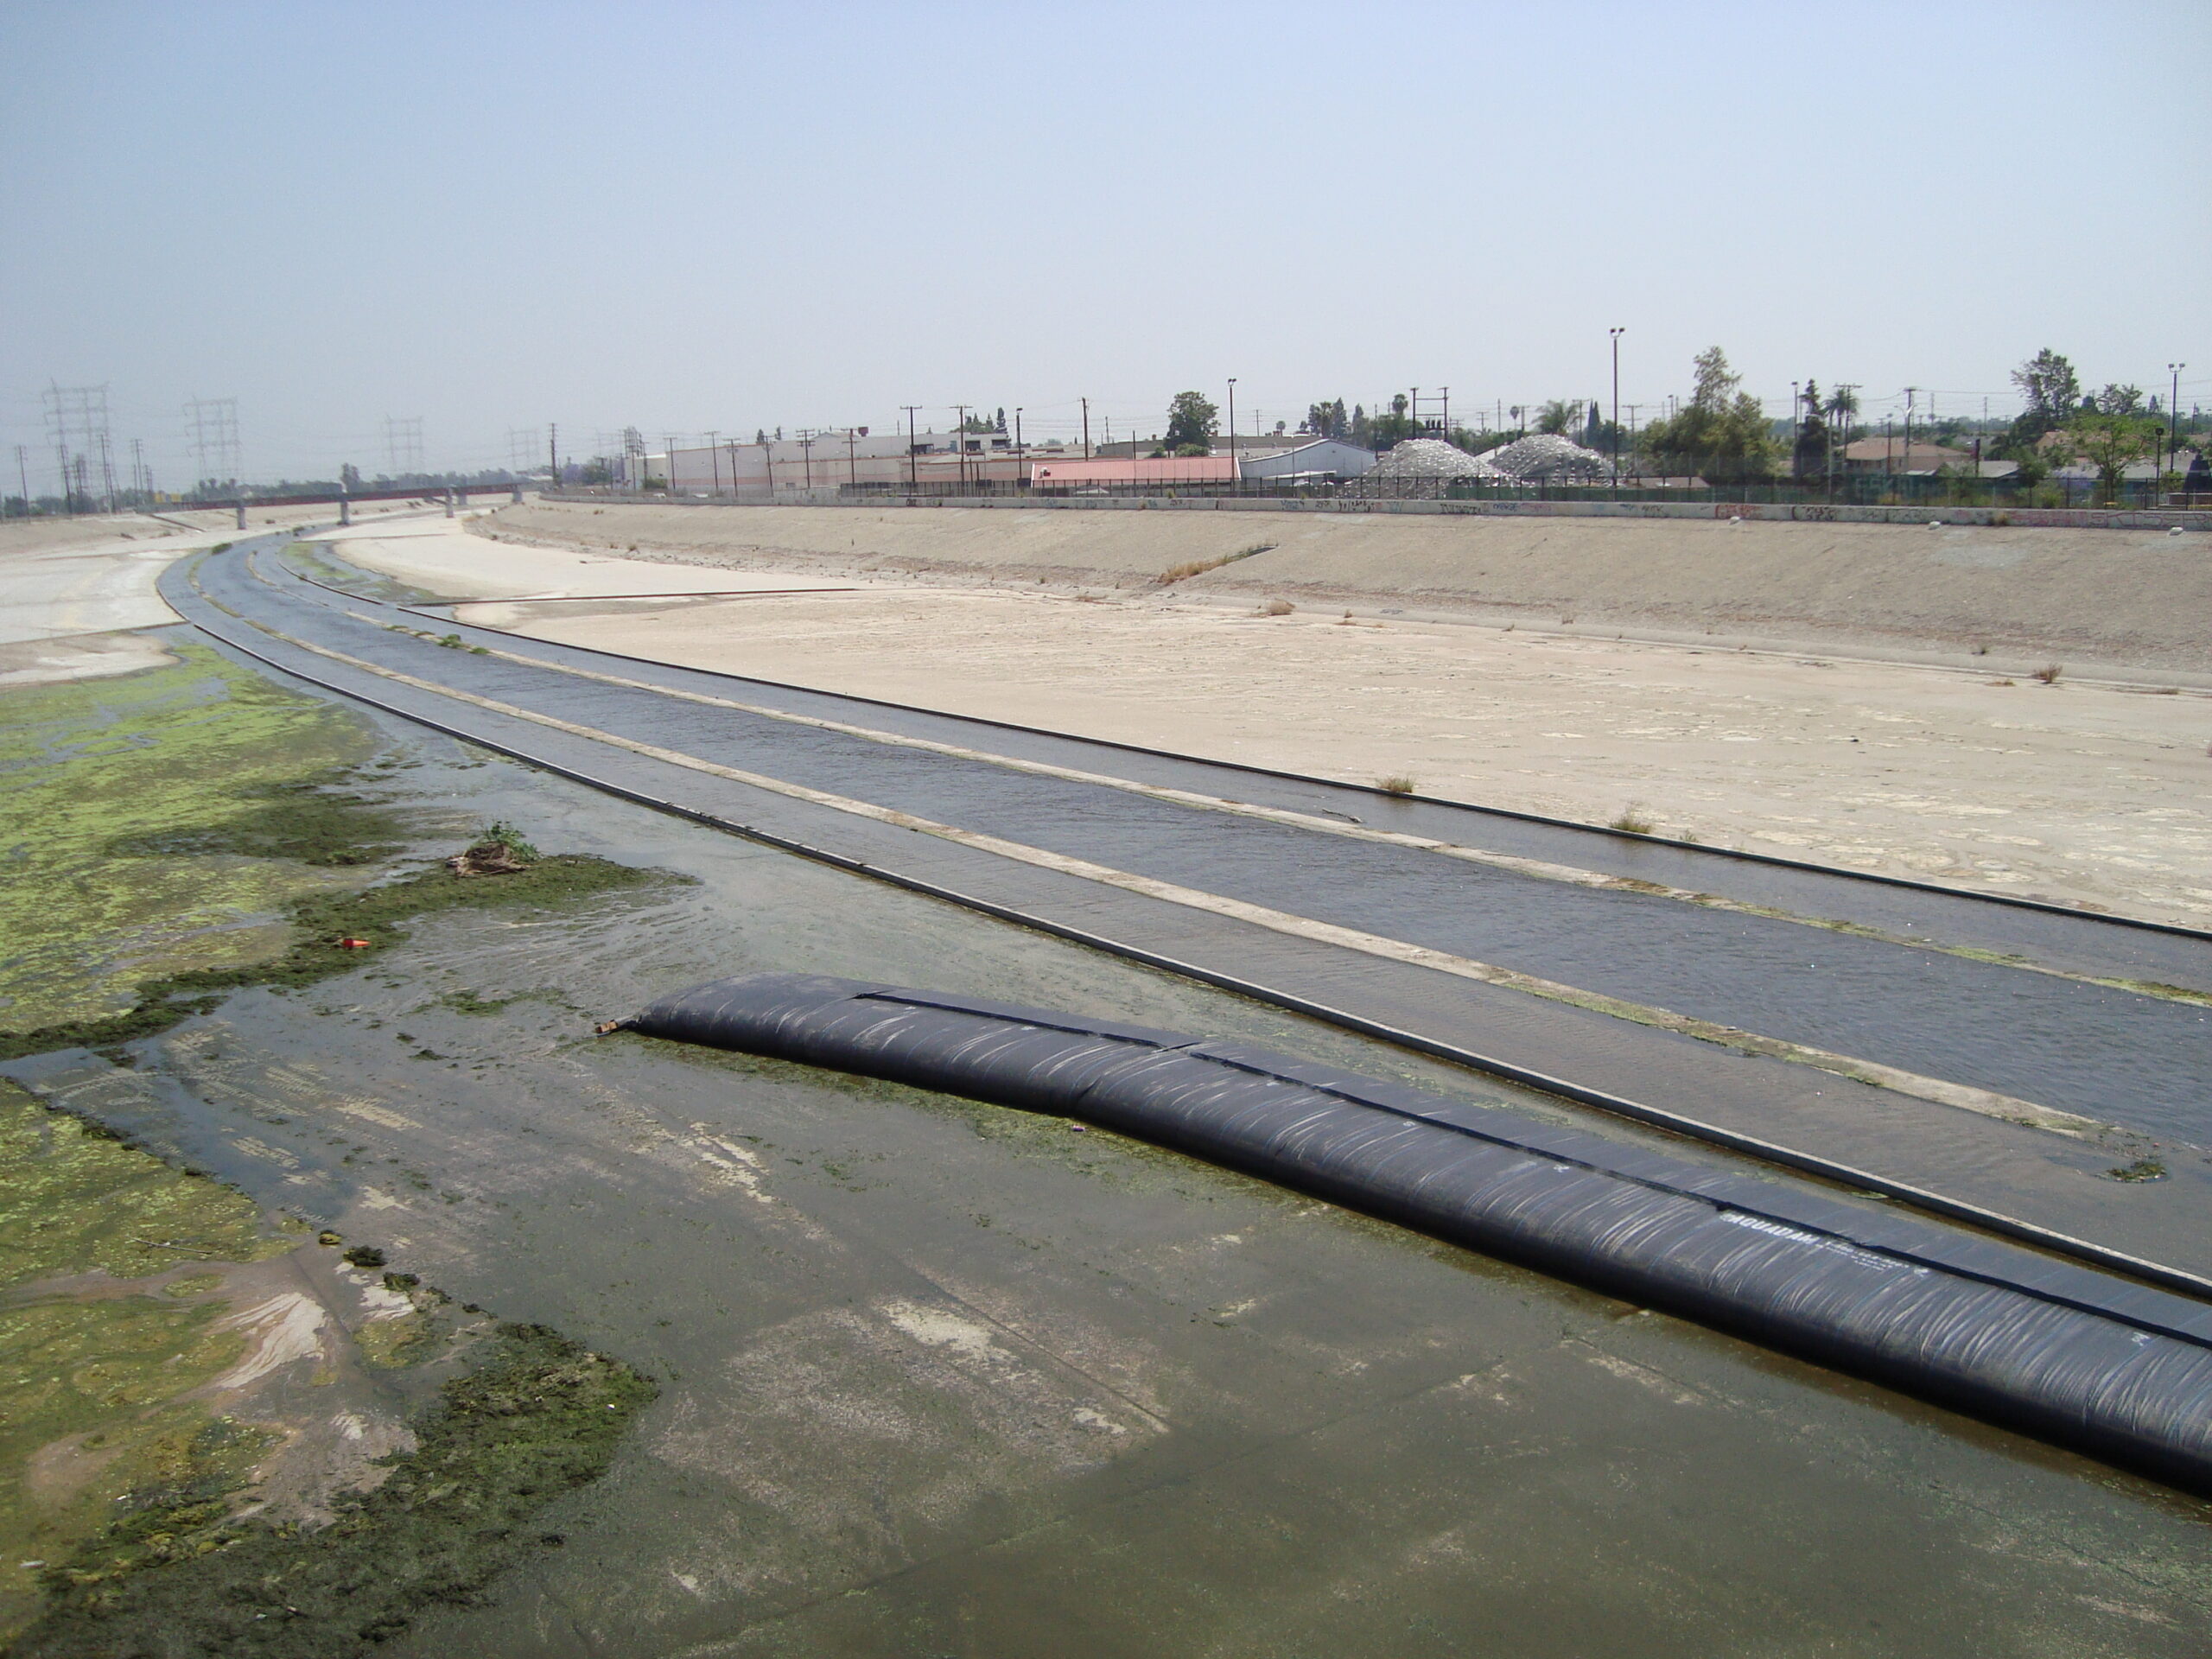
0 1081 279 1638
0 636 391 1031
1 635 674 1649
15 1324 655 1659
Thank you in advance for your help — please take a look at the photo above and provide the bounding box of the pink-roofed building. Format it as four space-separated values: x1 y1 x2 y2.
1030 454 1237 490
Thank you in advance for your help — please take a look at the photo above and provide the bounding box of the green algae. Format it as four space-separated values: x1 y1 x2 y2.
276 542 436 606
0 1082 276 1292
0 855 671 1063
102 777 408 868
0 1083 278 1638
0 638 388 1030
16 1324 657 1659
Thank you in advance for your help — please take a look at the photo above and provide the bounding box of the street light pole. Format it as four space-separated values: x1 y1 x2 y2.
901 406 920 492
1014 408 1024 489
2170 363 2187 484
1225 378 1236 491
1609 327 1624 488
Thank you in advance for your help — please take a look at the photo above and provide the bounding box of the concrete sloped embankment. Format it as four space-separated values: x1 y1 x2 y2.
621 972 2212 1496
477 499 2212 674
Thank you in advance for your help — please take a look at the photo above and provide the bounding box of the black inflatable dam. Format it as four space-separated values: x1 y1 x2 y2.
621 973 2212 1494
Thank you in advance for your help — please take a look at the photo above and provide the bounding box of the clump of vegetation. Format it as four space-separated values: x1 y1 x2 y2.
446 820 541 876
1259 598 1294 616
1376 774 1417 796
437 633 465 649
0 851 669 1063
1155 542 1275 585
2105 1158 2168 1182
2031 663 2063 684
17 1325 657 1658
1610 804 1658 836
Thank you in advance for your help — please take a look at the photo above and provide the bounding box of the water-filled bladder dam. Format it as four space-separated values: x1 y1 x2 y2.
620 972 2212 1494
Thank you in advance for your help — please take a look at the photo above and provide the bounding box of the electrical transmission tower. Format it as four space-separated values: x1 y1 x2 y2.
383 416 425 478
505 427 542 475
185 397 242 494
45 384 115 512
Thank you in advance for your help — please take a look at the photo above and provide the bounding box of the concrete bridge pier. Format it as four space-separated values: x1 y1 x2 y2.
234 502 247 530
444 487 456 518
338 496 352 526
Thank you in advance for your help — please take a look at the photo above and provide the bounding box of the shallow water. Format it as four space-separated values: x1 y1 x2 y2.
8 692 2202 1656
206 550 2212 1141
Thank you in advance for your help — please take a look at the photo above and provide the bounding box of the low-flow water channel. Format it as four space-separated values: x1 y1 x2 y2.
9 636 2205 1656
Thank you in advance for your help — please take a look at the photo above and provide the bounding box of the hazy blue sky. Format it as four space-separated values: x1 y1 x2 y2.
3 1 2205 485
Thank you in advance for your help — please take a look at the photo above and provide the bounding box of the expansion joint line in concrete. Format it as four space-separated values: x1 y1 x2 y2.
220 583 2103 1143
170 565 2212 1304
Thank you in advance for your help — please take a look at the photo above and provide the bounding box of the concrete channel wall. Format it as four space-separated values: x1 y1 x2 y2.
491 494 2212 676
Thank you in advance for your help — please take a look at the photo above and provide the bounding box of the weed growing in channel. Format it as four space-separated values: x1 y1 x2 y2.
2031 663 2063 684
1376 774 1417 796
1610 804 1658 836
1154 543 1275 585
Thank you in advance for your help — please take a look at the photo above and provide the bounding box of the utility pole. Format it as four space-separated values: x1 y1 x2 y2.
847 428 857 486
1225 379 1236 488
1901 387 1917 482
1081 397 1090 459
14 446 29 516
1609 327 1624 487
953 405 969 491
901 406 921 491
2170 363 2187 482
1014 408 1024 486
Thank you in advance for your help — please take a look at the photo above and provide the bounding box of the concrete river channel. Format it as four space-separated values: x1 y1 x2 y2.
10 530 2205 1654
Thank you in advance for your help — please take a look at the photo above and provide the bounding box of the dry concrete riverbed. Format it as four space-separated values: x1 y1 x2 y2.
1 626 2208 1656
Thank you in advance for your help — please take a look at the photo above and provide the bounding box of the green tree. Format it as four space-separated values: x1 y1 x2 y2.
1367 392 1419 450
2010 348 2080 439
1823 385 1861 442
2068 410 2161 504
1536 399 1576 435
2092 383 2143 416
1637 347 1777 485
1163 391 1218 454
1792 378 1832 480
1304 398 1351 439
